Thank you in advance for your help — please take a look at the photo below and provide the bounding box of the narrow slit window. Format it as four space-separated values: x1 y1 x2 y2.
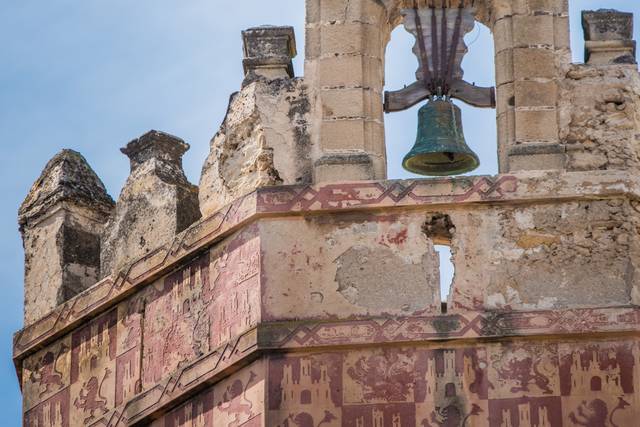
434 244 454 312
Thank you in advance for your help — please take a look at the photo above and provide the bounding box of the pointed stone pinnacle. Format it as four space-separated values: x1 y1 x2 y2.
19 149 114 229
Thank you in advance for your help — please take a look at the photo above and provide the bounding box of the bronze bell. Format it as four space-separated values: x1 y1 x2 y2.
403 98 480 176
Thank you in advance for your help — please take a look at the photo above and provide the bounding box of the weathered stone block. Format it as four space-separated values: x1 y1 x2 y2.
19 150 114 324
313 153 378 182
305 25 321 60
493 17 513 54
554 15 571 50
528 0 567 14
513 14 555 47
515 80 558 108
497 110 516 171
320 119 366 151
583 9 634 42
320 0 384 25
495 49 514 86
513 48 557 80
363 120 385 158
320 22 381 58
242 26 297 81
306 0 320 24
321 88 366 119
199 78 312 217
318 55 382 88
496 82 514 114
508 145 566 171
515 109 559 142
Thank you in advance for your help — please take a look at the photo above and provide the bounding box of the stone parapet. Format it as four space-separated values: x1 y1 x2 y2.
14 170 640 354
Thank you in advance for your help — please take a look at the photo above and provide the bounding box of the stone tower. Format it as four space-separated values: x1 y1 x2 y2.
13 2 640 426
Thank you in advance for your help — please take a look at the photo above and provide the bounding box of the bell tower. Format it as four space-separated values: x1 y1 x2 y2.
13 1 640 426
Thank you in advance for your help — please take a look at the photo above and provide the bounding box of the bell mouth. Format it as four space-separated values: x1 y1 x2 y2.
403 151 479 176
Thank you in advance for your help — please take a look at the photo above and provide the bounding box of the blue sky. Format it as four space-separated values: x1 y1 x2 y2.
0 1 638 423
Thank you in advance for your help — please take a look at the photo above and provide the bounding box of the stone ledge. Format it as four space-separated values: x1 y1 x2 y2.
13 170 640 365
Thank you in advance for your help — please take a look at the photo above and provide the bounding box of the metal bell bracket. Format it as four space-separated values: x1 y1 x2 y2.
384 0 496 113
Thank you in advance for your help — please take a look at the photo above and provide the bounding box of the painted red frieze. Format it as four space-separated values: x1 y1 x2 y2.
264 341 640 426
489 396 562 427
266 348 490 426
256 176 518 213
25 388 70 427
150 388 215 427
262 308 640 349
268 353 343 426
147 361 264 427
69 309 118 425
142 226 260 387
559 341 639 427
142 252 212 387
208 228 260 348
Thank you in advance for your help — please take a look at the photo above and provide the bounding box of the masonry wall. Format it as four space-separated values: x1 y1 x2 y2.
15 173 640 426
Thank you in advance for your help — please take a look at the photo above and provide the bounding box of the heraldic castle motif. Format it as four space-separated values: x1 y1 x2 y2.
13 1 640 426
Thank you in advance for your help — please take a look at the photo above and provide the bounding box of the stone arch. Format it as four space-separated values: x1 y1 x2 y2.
379 0 493 32
306 0 570 180
382 1 497 177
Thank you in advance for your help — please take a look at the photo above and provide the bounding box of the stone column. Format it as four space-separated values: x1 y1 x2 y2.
583 9 636 66
18 150 114 325
306 0 387 182
101 130 201 277
493 0 570 172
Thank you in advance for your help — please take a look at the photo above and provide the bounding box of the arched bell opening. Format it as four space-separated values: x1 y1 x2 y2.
381 0 497 179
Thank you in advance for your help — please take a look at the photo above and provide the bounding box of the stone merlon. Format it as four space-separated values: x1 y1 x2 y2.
100 130 201 278
19 149 114 325
121 130 190 172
